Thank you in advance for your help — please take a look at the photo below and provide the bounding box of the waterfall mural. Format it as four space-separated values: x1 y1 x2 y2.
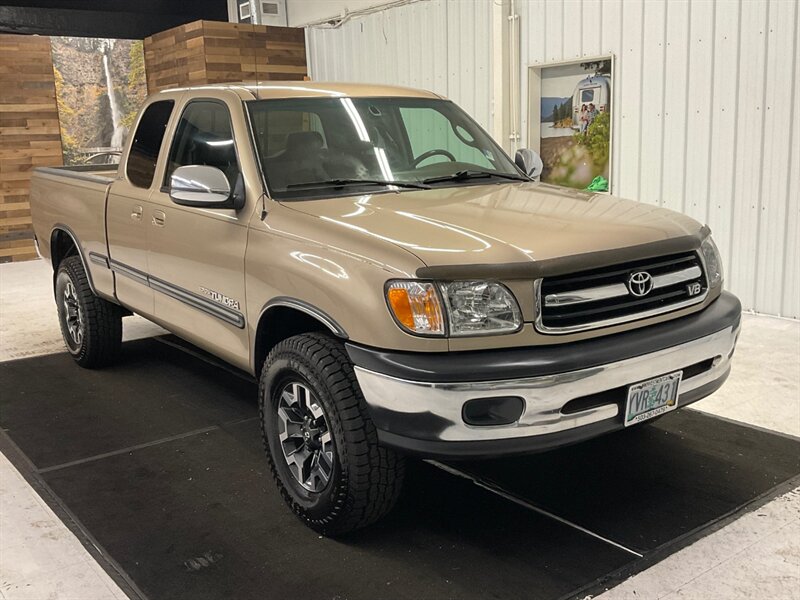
50 37 147 165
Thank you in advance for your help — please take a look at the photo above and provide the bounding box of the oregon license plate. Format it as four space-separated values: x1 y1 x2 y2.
624 371 683 426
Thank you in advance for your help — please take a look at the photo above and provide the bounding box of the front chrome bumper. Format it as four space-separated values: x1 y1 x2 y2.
354 323 739 455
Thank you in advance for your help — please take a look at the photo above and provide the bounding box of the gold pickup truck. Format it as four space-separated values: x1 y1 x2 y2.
30 82 741 535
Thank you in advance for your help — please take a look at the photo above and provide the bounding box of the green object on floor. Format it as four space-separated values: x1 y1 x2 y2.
586 176 608 192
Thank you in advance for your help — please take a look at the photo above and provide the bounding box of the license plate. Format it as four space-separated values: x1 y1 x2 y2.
624 371 683 426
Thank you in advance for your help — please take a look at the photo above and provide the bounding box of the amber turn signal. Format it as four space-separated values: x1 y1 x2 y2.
385 281 445 336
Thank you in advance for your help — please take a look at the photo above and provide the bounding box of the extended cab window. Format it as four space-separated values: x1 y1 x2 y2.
165 101 240 188
126 100 174 188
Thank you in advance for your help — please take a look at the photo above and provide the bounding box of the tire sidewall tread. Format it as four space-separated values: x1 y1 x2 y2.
259 332 405 536
55 255 122 369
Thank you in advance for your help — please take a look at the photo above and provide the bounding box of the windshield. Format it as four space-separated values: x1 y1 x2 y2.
246 97 524 199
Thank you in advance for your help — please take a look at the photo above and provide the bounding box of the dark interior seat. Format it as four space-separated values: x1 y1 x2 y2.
267 131 328 189
193 132 238 186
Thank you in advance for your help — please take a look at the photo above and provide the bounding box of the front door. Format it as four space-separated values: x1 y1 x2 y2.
146 96 252 369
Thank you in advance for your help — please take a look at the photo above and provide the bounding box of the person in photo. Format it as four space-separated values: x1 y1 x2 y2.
579 104 588 134
587 103 598 129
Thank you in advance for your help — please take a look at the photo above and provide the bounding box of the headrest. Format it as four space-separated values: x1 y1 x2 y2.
195 132 235 165
285 131 324 155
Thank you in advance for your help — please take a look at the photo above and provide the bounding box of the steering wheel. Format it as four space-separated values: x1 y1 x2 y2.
411 149 457 168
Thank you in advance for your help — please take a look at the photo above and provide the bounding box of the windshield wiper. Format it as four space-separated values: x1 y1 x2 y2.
422 170 529 185
287 178 431 190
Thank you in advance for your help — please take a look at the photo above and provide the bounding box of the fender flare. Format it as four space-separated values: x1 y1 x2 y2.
50 224 100 296
258 296 348 339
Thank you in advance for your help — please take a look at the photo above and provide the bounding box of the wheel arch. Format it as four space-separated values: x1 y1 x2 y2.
253 298 347 375
49 226 99 296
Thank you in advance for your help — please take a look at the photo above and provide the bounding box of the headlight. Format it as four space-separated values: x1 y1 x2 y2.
385 280 445 336
441 281 522 336
385 279 522 337
700 235 724 287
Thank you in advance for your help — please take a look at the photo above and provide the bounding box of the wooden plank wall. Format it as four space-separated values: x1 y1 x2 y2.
144 20 307 93
0 34 63 263
143 20 207 92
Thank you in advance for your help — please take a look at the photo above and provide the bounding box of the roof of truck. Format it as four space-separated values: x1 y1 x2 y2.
164 81 444 101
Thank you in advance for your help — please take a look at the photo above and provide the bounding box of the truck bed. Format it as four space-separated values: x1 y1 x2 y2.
29 163 120 301
34 164 117 184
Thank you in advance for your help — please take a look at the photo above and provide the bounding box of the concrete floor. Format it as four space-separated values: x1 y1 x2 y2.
1 259 798 599
0 260 166 363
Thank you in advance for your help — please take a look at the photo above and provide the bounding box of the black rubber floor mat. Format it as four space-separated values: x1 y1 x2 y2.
40 421 632 600
0 339 255 469
1 338 798 600
453 410 800 554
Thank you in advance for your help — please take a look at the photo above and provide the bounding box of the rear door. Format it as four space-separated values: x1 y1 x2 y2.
146 93 254 369
106 98 177 317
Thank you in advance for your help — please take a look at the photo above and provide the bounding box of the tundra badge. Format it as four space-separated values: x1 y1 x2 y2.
199 286 240 310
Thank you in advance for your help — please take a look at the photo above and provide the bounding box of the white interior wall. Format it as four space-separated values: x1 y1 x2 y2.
287 0 404 26
305 0 494 133
301 0 799 319
518 0 798 319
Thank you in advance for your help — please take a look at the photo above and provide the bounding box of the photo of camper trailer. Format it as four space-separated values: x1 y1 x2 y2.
537 58 612 191
571 74 611 130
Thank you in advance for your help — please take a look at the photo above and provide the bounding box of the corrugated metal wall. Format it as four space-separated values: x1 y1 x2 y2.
305 0 799 318
306 0 495 135
519 0 799 318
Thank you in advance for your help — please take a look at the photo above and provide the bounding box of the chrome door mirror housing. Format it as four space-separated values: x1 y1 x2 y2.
514 149 544 179
169 165 242 209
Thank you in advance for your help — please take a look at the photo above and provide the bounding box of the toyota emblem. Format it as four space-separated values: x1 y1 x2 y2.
628 271 654 297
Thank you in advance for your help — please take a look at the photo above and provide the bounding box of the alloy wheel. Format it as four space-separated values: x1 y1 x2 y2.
276 381 335 492
62 280 83 348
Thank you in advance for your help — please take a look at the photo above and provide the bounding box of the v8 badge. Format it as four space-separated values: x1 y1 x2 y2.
686 282 703 296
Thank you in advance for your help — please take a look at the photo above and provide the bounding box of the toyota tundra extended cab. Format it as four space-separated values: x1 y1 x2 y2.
30 82 741 535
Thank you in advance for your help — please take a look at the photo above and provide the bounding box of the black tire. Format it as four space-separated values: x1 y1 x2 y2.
259 333 405 536
55 255 122 368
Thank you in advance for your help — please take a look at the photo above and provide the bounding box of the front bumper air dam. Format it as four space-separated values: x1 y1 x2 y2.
346 291 741 459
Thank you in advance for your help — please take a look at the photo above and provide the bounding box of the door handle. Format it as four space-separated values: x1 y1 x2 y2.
152 210 166 227
131 206 143 221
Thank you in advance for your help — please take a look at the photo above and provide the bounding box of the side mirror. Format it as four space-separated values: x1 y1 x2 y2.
514 149 544 179
169 165 243 210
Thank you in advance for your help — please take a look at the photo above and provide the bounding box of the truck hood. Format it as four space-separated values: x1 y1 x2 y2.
285 182 704 271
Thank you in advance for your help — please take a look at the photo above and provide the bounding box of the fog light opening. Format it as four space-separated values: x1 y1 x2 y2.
462 397 525 427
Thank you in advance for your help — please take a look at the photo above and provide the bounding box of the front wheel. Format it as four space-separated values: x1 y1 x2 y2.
259 333 405 535
55 255 122 368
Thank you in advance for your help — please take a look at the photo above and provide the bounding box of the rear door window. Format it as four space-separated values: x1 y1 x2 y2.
126 100 174 188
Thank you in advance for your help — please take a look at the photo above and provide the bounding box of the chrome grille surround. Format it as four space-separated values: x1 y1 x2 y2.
535 251 709 334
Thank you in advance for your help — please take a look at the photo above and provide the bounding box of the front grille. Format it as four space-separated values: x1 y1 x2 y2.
537 251 707 333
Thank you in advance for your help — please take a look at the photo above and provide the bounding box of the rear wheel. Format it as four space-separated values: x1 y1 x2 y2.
55 255 122 368
259 333 405 535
